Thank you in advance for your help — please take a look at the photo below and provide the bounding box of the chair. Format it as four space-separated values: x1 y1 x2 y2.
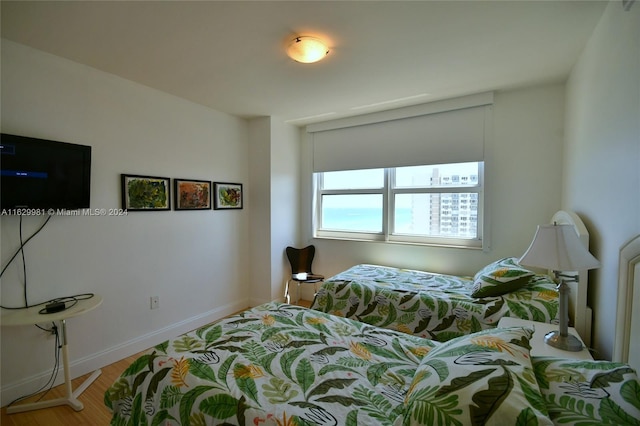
285 245 324 305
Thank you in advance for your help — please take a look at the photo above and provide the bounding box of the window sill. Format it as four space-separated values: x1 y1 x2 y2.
313 234 483 250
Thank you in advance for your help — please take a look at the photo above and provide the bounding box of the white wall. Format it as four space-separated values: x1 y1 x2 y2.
247 117 300 305
249 117 300 306
299 84 566 300
563 1 640 360
0 40 251 404
269 120 302 301
248 117 273 305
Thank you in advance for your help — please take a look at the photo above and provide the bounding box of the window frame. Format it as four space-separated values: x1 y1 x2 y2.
314 163 484 249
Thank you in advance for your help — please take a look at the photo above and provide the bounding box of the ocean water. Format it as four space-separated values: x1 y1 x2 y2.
322 207 412 232
322 207 477 238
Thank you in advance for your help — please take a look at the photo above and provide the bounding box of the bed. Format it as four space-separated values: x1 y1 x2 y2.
309 262 558 342
105 302 437 425
105 301 640 425
310 210 594 343
614 233 640 371
106 215 640 425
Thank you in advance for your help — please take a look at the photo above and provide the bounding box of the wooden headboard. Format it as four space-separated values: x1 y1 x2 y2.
550 210 593 347
613 235 640 370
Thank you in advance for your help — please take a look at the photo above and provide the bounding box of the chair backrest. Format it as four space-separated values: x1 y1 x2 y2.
286 245 316 275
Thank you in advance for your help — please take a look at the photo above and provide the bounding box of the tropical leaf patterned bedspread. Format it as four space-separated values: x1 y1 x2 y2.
532 357 640 425
104 302 437 426
310 264 558 341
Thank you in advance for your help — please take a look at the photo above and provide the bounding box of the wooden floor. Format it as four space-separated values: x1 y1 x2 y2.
0 350 144 425
0 300 312 425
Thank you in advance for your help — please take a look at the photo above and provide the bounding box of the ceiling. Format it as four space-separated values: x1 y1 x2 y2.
1 1 608 126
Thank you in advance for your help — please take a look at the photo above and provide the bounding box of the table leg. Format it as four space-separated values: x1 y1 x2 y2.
6 319 102 414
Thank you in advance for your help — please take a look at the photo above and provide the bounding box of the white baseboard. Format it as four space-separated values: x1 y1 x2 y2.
248 297 287 307
1 299 249 407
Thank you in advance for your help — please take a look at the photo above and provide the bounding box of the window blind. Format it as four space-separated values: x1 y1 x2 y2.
309 95 492 172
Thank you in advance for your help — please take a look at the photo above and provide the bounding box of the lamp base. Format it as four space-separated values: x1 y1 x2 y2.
544 330 584 352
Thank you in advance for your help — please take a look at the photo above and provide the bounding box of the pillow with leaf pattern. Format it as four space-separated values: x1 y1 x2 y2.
402 326 553 426
472 257 535 298
532 357 640 425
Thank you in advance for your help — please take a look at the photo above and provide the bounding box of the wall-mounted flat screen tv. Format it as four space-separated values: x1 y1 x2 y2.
1 133 92 211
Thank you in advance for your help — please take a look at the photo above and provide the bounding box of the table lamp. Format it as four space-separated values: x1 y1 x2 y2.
519 223 601 351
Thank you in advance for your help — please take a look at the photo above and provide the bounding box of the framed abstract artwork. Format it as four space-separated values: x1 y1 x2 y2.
121 174 171 211
174 179 211 210
213 182 243 210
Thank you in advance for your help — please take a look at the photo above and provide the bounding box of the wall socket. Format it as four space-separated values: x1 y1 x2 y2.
150 296 159 309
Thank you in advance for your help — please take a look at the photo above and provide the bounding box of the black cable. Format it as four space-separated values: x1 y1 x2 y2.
36 293 95 315
1 292 95 312
5 293 96 406
0 214 52 279
0 215 54 309
34 325 61 403
1 215 90 407
19 215 28 306
38 298 78 314
7 322 61 407
35 323 56 332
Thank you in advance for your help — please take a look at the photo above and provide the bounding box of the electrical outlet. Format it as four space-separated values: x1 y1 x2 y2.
150 296 159 309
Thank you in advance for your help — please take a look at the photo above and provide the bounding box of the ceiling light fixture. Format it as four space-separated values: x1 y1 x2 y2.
287 36 329 64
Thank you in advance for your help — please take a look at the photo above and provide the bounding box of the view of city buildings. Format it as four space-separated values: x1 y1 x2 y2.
406 167 478 238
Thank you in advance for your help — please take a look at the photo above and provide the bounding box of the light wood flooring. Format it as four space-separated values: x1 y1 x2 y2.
1 300 312 425
0 350 144 426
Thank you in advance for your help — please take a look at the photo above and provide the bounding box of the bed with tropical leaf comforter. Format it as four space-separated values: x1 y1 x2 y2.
105 302 640 426
310 261 559 341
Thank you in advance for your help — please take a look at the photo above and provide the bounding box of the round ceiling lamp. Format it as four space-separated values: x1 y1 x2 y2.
286 36 329 64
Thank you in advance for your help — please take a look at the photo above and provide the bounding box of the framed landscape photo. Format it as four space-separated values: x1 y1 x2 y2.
121 174 171 211
213 182 243 210
174 179 211 210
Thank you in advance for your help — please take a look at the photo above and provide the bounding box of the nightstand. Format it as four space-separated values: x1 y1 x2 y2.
498 317 593 360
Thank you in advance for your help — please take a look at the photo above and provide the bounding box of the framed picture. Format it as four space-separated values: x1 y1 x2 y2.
213 182 243 210
121 174 171 211
174 179 211 210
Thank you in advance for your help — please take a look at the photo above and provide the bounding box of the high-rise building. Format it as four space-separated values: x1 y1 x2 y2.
408 167 478 238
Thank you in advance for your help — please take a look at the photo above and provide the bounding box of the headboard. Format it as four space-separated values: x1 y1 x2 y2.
613 235 640 371
550 210 593 347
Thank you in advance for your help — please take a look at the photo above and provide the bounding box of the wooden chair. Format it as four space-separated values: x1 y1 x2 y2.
285 245 324 304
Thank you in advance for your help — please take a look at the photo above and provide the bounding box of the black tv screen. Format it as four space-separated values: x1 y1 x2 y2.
1 133 91 212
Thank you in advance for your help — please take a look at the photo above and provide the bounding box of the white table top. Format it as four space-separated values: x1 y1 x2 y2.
1 295 103 326
498 316 593 360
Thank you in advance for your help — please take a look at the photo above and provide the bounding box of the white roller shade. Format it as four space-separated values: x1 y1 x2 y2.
310 103 490 172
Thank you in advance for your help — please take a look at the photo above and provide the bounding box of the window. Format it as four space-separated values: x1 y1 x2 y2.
307 94 492 248
314 162 483 248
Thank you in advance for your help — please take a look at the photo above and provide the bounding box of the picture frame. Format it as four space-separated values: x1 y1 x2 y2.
174 179 212 210
213 182 243 210
121 174 171 211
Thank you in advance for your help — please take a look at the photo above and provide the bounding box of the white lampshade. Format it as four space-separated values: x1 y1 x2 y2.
520 224 601 271
286 36 329 63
